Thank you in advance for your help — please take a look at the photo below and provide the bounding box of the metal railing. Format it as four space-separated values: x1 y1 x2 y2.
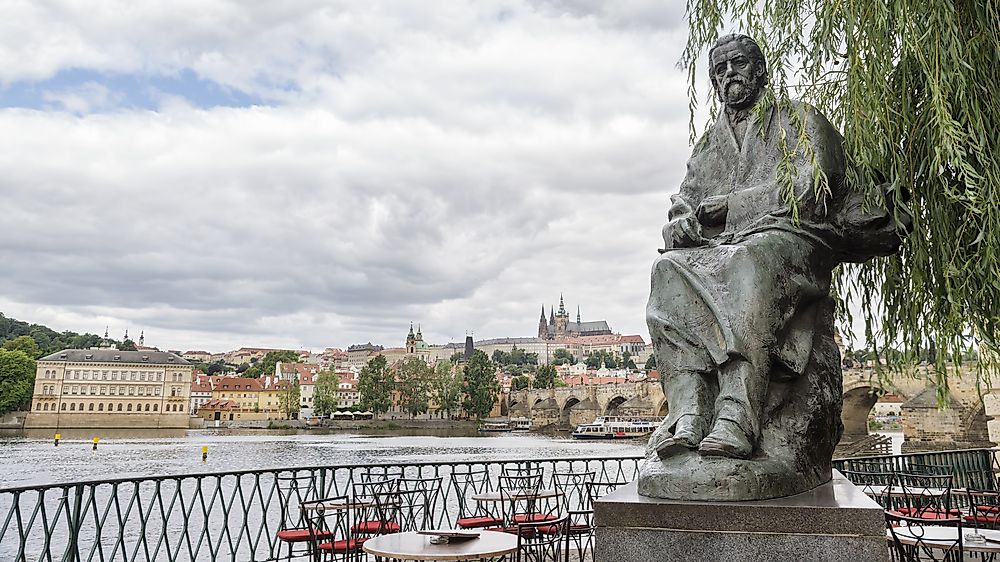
0 455 644 562
833 447 999 490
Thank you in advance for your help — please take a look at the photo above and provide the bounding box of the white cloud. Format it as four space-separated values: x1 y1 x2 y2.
0 1 698 352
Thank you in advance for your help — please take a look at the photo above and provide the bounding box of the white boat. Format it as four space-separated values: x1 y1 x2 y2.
510 417 532 432
572 416 662 440
478 420 512 433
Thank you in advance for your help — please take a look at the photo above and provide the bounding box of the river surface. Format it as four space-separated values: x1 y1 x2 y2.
0 427 646 489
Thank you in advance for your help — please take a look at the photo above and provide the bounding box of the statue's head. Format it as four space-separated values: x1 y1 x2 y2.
709 34 768 111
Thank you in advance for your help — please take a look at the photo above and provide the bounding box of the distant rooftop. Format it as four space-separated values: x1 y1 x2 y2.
39 349 190 365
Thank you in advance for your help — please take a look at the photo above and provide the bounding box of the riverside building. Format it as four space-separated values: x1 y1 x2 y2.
25 349 194 429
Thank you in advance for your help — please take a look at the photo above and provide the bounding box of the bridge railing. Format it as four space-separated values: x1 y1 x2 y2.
0 455 644 562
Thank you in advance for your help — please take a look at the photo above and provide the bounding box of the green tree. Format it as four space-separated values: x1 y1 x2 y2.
242 350 300 378
682 2 1000 388
533 364 558 389
396 357 433 418
431 361 463 418
279 381 301 418
551 348 575 366
644 354 657 371
462 351 499 419
511 375 530 391
118 339 138 351
0 349 35 414
358 355 393 415
312 370 340 417
2 335 42 359
492 349 510 366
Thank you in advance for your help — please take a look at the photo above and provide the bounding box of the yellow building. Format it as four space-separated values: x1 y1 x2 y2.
198 375 292 422
25 349 193 429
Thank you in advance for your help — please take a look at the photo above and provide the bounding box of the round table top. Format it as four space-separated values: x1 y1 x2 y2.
887 525 1000 553
300 499 374 512
362 531 518 561
471 489 562 502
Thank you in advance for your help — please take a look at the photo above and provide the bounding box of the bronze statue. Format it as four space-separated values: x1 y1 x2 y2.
639 34 909 500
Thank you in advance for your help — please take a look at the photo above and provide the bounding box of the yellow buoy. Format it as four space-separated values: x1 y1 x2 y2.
92 437 99 451
201 445 209 462
54 433 61 447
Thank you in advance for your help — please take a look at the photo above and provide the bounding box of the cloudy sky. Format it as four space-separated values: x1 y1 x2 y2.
0 0 719 353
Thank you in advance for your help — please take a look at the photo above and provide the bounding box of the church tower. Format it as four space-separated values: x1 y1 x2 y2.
537 305 549 339
406 322 417 354
554 294 569 338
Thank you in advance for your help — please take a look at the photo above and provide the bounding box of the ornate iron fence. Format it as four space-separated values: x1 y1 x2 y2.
833 447 999 490
0 455 644 562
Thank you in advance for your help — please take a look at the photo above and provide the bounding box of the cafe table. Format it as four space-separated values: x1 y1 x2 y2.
471 489 562 503
362 530 518 561
887 525 1000 555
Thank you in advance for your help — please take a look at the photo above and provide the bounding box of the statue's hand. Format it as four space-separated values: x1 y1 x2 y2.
696 195 729 226
661 215 703 250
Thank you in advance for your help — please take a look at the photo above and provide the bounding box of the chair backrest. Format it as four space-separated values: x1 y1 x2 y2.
398 477 444 530
515 516 569 562
360 468 404 483
301 495 352 562
503 464 545 478
891 472 954 516
275 472 318 531
905 463 954 476
499 473 544 524
841 470 894 507
964 488 1000 534
884 510 963 561
451 469 495 520
551 471 595 512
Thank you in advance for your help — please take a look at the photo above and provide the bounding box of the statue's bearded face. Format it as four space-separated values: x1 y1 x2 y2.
710 41 765 111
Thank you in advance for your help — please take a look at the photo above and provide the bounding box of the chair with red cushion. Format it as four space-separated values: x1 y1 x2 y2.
885 510 963 561
451 469 503 530
963 488 1000 533
398 477 444 531
499 473 553 530
275 472 332 561
301 495 364 562
887 472 955 523
515 516 569 562
351 480 403 537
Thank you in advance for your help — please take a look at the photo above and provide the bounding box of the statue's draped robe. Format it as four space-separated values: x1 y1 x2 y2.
648 100 901 437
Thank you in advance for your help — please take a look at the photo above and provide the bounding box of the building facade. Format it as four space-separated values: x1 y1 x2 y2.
537 295 613 340
26 349 193 429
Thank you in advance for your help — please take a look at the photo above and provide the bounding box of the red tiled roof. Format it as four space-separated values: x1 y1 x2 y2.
199 399 238 410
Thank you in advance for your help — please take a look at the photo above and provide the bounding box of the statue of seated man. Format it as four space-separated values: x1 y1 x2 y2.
645 33 908 467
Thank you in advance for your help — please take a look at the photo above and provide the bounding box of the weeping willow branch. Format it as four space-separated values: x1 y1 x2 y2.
682 0 1000 391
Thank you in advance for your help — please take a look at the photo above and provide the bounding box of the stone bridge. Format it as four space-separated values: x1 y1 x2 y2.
508 367 983 440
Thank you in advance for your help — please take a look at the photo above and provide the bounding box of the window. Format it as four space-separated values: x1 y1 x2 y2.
140 373 146 381
155 387 161 396
61 403 67 411
100 386 106 395
153 404 158 412
107 403 112 411
131 372 136 381
90 386 96 395
128 387 135 396
102 372 107 381
70 403 75 411
98 403 103 411
117 404 123 412
78 403 84 411
144 404 150 412
88 403 94 411
179 404 184 412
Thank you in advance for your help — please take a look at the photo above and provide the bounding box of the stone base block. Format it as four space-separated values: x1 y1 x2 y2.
595 472 887 562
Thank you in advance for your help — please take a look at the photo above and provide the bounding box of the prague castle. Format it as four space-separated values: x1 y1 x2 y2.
537 295 613 340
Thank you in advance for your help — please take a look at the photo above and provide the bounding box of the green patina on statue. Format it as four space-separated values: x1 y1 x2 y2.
639 34 910 501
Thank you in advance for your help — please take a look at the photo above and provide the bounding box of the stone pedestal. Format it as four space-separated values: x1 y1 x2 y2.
595 472 887 562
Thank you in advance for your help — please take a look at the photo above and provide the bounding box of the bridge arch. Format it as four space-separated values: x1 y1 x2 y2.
841 385 882 439
604 396 627 416
533 398 545 407
561 397 581 425
655 399 668 417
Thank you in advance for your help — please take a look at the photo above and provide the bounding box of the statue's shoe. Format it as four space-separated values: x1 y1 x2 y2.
697 425 753 459
654 430 700 457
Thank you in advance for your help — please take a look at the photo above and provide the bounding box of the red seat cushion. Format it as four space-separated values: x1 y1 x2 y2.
977 505 1000 513
457 516 503 528
352 520 401 534
512 514 558 523
538 523 590 535
276 528 334 542
319 539 365 552
890 507 961 520
495 526 537 537
966 514 1000 525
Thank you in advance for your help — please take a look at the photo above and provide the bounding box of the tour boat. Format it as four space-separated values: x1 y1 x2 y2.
478 420 513 433
510 417 532 432
571 416 662 440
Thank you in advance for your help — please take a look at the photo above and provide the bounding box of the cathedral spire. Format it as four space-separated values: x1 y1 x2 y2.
549 306 555 324
408 322 415 337
539 305 546 322
138 330 144 346
104 326 109 339
577 305 581 324
558 294 566 316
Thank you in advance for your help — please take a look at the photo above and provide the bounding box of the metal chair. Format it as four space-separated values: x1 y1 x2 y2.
351 479 402 537
300 495 363 562
885 510 963 561
889 473 958 521
451 468 504 529
842 469 895 508
515 516 569 562
275 472 332 561
963 488 1000 531
499 473 554 531
398 476 444 531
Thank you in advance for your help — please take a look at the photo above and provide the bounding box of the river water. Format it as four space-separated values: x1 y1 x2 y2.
0 427 646 489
